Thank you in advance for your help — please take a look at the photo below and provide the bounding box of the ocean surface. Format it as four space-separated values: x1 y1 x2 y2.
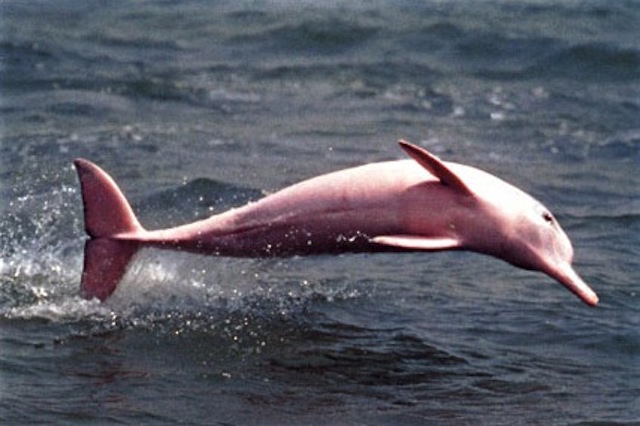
1 1 638 424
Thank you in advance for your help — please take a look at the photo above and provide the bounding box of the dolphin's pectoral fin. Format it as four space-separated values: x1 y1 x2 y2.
398 140 473 196
371 235 461 251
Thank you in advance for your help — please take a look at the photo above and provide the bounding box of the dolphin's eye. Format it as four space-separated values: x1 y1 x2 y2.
542 211 554 224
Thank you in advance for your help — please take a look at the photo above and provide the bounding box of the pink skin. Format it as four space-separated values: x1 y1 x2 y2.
74 141 598 305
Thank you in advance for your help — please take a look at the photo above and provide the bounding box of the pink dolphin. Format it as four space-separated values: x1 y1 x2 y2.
74 140 598 306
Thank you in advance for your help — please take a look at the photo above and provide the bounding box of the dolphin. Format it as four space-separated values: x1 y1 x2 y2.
73 140 598 306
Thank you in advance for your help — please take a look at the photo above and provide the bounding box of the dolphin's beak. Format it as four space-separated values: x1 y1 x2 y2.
550 264 599 307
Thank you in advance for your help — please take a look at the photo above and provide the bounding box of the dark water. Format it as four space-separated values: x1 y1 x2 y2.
1 1 639 424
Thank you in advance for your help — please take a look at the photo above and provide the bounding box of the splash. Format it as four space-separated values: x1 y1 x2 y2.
1 179 367 333
1 183 84 309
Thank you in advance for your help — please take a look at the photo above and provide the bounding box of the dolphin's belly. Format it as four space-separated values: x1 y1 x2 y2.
202 206 400 256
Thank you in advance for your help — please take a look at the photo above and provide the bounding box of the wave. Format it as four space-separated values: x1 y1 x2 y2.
466 41 639 81
397 20 640 81
523 43 640 81
232 16 379 55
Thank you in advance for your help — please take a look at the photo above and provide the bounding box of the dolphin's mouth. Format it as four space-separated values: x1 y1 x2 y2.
552 265 599 307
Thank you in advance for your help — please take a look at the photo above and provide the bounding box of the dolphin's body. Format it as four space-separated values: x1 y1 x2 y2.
74 141 598 305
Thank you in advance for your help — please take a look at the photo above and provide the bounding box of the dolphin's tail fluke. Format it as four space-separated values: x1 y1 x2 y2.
74 159 145 301
81 239 139 301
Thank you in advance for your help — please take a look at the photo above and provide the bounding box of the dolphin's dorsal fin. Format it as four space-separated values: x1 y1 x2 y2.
398 140 472 196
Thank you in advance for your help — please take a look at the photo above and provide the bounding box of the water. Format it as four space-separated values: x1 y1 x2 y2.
1 1 638 424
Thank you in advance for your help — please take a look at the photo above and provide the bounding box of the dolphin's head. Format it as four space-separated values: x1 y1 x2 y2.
494 194 598 306
396 140 598 306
